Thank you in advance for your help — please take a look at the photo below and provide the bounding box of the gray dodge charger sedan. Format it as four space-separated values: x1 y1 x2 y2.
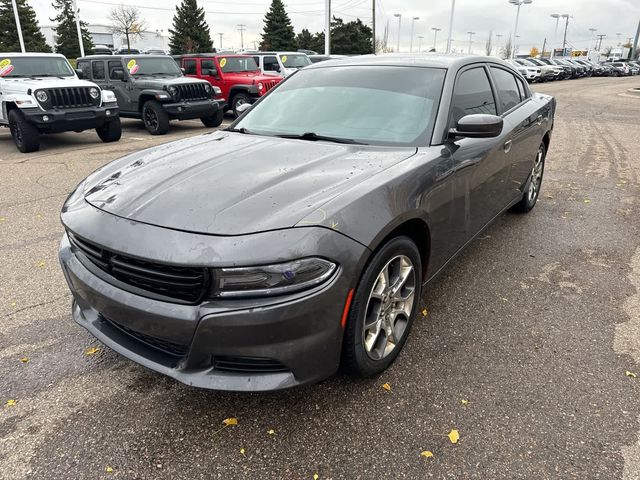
59 55 555 391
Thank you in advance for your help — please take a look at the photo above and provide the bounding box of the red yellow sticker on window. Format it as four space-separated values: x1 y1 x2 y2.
0 58 14 77
127 59 139 74
219 58 227 68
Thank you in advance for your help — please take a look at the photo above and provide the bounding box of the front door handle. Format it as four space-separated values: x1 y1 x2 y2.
536 114 543 125
503 139 513 153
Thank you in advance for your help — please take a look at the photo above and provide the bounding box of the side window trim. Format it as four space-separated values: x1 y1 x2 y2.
447 63 498 129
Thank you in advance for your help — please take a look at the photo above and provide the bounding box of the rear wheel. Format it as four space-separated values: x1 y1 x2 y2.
512 142 546 213
8 109 40 153
232 93 251 118
96 117 122 142
201 110 224 128
342 236 422 377
142 100 170 135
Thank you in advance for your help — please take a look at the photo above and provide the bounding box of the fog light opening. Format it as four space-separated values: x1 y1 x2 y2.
42 115 50 122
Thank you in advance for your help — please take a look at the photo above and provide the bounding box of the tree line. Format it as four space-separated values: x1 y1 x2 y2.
0 0 372 58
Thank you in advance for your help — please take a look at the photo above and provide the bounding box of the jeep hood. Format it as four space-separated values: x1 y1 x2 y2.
131 76 208 89
1 76 98 89
82 132 416 235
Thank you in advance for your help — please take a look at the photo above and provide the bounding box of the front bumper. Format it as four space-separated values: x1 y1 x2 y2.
21 104 119 133
58 204 370 391
163 99 223 120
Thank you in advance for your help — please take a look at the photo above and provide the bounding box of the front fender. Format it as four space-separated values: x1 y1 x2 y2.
139 89 172 102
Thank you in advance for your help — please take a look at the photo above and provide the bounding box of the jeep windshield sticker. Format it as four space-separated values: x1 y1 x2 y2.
0 59 13 77
281 55 287 64
219 58 227 68
127 59 139 74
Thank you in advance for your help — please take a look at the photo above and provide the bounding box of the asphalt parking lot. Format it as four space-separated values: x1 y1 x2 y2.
1 77 640 479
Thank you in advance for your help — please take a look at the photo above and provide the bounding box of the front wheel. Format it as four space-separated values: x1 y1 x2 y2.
142 100 170 135
511 142 546 213
341 236 422 377
232 93 251 118
96 117 122 142
8 109 40 153
201 110 224 128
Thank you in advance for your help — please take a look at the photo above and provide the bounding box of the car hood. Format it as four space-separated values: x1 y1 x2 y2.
130 76 208 89
1 76 98 89
82 132 417 235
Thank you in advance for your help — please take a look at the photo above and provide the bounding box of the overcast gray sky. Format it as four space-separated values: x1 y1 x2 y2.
30 0 640 54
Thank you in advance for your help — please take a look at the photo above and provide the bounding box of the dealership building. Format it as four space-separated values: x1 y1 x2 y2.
40 24 170 52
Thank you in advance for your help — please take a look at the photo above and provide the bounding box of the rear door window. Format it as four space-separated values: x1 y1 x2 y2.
490 67 521 112
108 60 123 79
449 67 497 127
184 59 197 75
91 61 105 80
264 56 280 72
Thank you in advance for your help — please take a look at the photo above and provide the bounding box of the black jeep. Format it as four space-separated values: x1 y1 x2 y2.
77 55 225 135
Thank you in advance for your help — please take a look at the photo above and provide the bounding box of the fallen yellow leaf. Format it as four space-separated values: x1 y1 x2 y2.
37 261 45 268
447 429 460 444
83 347 101 356
267 429 276 435
105 466 114 473
420 450 434 458
0 217 5 222
222 417 238 426
6 399 16 407
583 199 591 204
461 399 469 406
313 475 319 480
10 302 16 307
626 371 637 378
422 308 428 317
20 357 29 363
382 382 392 392
240 448 245 455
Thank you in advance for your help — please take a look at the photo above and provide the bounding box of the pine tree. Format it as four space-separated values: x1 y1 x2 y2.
51 0 93 58
0 0 52 52
259 0 296 51
329 17 373 55
168 0 213 55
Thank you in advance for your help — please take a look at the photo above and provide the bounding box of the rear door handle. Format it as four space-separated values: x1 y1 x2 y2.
503 140 513 153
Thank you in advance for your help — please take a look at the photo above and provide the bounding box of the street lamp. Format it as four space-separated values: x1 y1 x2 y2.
561 14 571 56
432 27 442 51
467 31 476 54
550 13 560 57
508 0 532 59
417 35 424 52
394 13 402 52
589 28 597 49
410 16 420 52
446 0 456 53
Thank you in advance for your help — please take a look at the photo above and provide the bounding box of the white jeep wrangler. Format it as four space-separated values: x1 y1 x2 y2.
0 53 121 153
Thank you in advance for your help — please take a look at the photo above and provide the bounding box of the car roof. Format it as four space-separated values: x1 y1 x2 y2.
304 53 511 71
78 54 170 60
1 52 67 58
174 53 251 59
252 51 307 55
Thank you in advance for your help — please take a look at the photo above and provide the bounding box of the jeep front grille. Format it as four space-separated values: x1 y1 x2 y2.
262 80 279 93
47 87 95 109
177 83 209 101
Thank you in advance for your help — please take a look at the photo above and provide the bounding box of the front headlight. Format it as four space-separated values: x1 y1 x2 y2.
35 90 49 103
204 83 212 94
211 257 337 298
89 87 100 99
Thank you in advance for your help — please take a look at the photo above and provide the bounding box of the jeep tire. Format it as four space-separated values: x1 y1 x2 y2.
232 93 251 118
96 117 122 143
142 100 170 135
8 109 40 153
201 110 224 128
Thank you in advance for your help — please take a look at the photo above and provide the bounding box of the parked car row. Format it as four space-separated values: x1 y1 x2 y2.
506 56 639 81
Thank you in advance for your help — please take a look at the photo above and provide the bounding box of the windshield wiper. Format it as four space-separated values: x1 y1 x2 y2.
276 132 365 145
225 127 255 135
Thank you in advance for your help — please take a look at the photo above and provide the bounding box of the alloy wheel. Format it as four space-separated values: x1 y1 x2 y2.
144 107 159 131
362 255 416 360
528 146 545 203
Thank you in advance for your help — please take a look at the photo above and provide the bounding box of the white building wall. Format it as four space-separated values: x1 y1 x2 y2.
40 24 169 52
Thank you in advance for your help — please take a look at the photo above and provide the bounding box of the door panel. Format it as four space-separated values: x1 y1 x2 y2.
107 60 132 113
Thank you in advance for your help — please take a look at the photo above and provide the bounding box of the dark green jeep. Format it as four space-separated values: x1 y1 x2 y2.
77 55 225 135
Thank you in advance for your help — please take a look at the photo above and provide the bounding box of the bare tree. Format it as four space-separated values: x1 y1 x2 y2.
485 30 493 56
109 5 147 51
501 37 513 59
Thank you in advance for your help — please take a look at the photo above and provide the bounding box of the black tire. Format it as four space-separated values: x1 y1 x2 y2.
232 93 251 118
142 100 170 135
8 109 40 153
201 109 224 128
511 142 546 214
341 236 423 377
96 117 122 143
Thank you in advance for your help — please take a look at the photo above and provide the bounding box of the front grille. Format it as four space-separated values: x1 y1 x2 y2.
105 317 188 357
68 232 207 304
262 80 279 93
214 356 289 374
176 83 209 101
48 87 94 109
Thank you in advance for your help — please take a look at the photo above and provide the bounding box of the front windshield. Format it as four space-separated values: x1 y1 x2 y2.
124 57 181 76
0 56 74 78
234 66 446 146
279 54 311 69
218 56 259 73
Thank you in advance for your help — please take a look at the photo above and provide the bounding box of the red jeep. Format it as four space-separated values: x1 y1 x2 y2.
175 54 281 117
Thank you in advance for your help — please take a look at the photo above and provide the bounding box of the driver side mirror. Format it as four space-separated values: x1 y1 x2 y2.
449 114 503 139
110 68 126 81
75 68 84 79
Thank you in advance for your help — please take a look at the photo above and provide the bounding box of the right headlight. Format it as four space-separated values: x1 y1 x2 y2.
210 257 337 298
35 90 49 103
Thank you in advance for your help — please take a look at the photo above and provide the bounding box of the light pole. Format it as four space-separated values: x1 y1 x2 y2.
417 35 424 52
218 32 224 50
561 14 571 56
616 32 622 45
325 0 331 55
409 16 419 52
467 31 476 54
508 0 532 59
10 0 25 53
432 27 442 51
589 27 597 49
446 0 456 53
72 0 85 57
394 13 402 52
550 13 560 57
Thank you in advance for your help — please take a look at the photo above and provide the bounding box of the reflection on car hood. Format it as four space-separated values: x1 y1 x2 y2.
83 132 416 235
130 76 209 88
